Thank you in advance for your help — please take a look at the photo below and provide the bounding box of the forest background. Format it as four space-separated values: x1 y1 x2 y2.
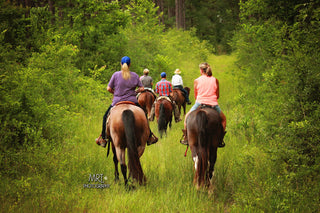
0 0 319 212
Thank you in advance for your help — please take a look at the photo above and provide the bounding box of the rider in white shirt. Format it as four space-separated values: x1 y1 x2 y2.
171 69 191 104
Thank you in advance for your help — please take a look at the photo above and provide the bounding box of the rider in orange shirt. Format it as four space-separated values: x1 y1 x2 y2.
180 62 226 147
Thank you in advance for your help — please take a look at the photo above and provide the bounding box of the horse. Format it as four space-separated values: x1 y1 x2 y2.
155 97 173 138
103 103 149 186
173 87 190 115
137 90 155 120
186 106 224 189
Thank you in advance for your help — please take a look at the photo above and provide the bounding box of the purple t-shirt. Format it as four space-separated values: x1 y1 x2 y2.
108 71 143 106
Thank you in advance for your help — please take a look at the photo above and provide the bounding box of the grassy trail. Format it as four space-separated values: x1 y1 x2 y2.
71 54 239 212
6 54 240 212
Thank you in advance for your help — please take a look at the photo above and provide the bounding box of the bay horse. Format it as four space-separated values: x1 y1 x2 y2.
186 106 224 189
104 103 149 186
173 87 190 115
137 90 155 120
155 97 173 138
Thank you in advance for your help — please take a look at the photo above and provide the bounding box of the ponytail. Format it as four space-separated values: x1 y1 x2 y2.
121 63 131 80
199 62 212 76
206 66 212 76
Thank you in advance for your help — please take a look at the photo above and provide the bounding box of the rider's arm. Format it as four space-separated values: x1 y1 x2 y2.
216 78 219 99
107 86 114 94
136 86 144 93
194 79 198 100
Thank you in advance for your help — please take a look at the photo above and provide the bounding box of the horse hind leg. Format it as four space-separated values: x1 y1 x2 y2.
112 146 119 182
120 164 128 186
208 147 217 186
115 147 128 186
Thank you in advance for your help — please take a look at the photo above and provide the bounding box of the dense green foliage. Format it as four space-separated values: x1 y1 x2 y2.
232 0 320 211
0 0 319 212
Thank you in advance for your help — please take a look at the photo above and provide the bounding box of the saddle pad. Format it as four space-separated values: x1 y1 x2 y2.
157 96 171 102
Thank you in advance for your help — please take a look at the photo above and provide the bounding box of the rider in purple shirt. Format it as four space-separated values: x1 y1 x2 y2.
96 56 158 146
108 70 142 106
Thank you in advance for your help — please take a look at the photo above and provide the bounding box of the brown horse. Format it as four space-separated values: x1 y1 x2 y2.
173 87 190 115
137 90 155 120
105 103 149 186
186 107 224 189
155 97 173 138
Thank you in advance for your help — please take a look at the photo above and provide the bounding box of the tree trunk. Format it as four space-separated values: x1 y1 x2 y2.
175 0 185 29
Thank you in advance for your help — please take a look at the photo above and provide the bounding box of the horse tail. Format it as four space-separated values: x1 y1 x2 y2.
122 109 145 184
195 110 208 187
158 102 166 137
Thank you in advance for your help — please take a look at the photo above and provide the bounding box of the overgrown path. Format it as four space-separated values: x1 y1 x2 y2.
4 54 240 212
79 54 239 212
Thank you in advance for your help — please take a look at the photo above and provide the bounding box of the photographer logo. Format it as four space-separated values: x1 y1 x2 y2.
83 174 110 189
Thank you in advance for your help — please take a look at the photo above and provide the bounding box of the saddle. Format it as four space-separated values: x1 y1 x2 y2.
173 87 187 96
115 101 136 106
136 89 157 99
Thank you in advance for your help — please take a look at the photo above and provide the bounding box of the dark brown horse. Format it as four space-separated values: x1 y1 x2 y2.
186 107 224 189
104 103 149 186
155 97 173 138
137 90 155 120
173 87 190 115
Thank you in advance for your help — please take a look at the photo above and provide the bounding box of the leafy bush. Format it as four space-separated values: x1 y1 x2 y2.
233 0 320 211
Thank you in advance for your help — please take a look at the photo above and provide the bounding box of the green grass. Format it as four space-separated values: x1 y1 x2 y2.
1 54 278 212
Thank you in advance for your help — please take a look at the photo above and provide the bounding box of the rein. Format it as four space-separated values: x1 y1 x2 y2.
184 145 189 157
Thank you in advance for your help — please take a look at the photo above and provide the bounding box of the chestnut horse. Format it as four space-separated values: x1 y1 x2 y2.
155 97 173 138
186 106 224 189
172 87 190 115
105 103 149 186
137 90 155 120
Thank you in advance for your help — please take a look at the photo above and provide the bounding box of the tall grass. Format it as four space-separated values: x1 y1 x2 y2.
1 54 280 212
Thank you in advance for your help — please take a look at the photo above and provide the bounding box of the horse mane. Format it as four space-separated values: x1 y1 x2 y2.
122 109 145 184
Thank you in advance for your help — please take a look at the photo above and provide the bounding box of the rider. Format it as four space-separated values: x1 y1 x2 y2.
149 72 181 122
96 56 158 146
171 69 191 105
139 68 157 98
180 62 226 147
140 69 153 90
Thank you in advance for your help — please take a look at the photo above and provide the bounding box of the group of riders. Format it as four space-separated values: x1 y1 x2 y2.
96 56 226 148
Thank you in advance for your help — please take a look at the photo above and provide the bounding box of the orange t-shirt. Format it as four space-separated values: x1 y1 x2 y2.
194 75 219 106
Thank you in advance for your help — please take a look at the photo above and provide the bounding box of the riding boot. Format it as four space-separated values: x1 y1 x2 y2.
218 131 226 148
173 101 181 122
186 96 191 105
95 134 108 147
147 132 158 146
180 129 188 145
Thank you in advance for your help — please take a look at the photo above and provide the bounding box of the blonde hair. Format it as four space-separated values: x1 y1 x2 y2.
199 62 212 76
143 68 149 75
121 63 131 80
